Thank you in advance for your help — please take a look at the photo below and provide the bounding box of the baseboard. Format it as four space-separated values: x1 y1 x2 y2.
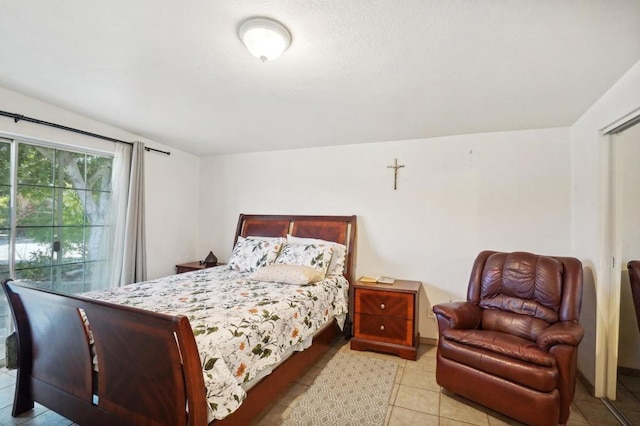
577 369 595 396
420 336 437 346
617 366 640 377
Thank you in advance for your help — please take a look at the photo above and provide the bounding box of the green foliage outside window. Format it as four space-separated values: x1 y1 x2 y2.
1 142 113 292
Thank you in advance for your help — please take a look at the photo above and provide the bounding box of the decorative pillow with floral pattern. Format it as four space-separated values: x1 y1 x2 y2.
287 234 347 276
274 243 334 276
248 264 325 285
228 236 286 273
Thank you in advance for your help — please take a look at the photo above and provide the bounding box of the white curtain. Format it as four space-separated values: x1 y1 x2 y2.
106 141 147 287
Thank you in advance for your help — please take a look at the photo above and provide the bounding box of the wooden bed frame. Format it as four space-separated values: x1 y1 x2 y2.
2 214 357 426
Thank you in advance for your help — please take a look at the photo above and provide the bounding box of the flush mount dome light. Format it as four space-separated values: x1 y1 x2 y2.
238 17 291 62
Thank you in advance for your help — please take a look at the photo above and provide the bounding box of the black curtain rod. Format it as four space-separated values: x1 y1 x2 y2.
0 110 171 156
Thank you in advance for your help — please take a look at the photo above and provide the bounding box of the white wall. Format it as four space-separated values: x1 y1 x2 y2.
571 59 640 395
0 86 200 280
199 127 572 339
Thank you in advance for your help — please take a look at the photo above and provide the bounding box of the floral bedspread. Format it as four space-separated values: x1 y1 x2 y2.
82 266 349 421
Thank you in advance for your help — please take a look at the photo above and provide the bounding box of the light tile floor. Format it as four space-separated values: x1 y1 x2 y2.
252 340 623 426
0 341 623 425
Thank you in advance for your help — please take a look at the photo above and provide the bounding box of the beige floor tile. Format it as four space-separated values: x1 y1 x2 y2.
440 392 490 426
485 409 526 425
406 357 437 373
395 366 404 384
388 406 439 426
277 383 309 408
0 402 49 426
574 399 622 426
442 418 486 426
394 385 440 415
371 352 408 367
296 366 323 386
252 403 292 426
384 405 393 425
566 403 588 424
18 409 74 426
486 416 524 425
389 383 399 405
400 368 439 391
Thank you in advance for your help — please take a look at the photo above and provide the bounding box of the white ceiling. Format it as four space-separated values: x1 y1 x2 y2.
0 1 639 156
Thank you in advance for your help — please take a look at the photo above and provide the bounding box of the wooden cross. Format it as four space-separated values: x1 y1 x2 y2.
386 158 405 190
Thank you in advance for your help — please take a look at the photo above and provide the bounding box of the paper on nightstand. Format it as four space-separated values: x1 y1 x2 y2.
359 276 395 284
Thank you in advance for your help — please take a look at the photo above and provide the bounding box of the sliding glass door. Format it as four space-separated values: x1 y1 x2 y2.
0 139 113 362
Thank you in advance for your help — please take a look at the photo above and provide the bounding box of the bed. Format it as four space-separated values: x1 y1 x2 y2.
2 214 357 425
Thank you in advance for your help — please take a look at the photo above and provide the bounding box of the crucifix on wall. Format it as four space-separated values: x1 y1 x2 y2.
386 158 405 190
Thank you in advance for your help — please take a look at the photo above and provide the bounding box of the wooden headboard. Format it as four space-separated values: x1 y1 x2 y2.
233 214 358 284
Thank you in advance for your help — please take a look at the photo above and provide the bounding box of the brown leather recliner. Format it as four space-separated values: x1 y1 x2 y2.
433 251 584 426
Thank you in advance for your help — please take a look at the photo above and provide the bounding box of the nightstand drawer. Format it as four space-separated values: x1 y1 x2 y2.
354 288 413 319
354 313 413 346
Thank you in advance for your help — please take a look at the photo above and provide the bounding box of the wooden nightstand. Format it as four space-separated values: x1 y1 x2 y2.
175 261 222 274
350 279 421 360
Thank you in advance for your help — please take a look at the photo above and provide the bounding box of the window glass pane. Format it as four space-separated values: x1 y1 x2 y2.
56 151 86 190
85 261 108 290
17 145 53 186
15 227 52 270
54 188 85 226
87 191 108 225
52 263 85 294
0 142 10 185
0 186 9 229
56 226 85 264
86 155 112 192
85 225 105 261
0 233 8 275
17 185 54 226
14 267 52 289
0 140 10 365
9 144 112 299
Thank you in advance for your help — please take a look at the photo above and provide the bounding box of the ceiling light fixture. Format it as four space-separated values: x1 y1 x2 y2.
238 17 291 62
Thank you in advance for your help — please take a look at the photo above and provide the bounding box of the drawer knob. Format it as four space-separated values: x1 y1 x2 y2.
380 303 386 310
380 325 385 331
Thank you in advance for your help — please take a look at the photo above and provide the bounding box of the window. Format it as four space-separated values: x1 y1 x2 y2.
0 139 113 361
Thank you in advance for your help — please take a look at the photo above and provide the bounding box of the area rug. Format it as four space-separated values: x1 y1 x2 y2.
283 353 398 425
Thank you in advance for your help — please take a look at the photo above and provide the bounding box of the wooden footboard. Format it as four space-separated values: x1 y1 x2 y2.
2 279 208 426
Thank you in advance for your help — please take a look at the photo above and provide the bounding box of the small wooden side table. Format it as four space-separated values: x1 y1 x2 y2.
175 261 222 274
350 279 421 360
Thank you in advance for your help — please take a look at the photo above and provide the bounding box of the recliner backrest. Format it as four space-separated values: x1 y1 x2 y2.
467 251 581 341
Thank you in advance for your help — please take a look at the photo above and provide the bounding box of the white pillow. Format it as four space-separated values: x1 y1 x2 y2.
287 234 347 276
249 264 324 285
228 236 286 273
275 243 334 276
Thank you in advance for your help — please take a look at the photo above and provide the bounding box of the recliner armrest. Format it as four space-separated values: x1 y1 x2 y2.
432 302 481 331
536 321 584 351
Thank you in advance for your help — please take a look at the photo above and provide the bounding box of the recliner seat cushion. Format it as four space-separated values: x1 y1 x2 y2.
440 330 558 392
443 329 555 367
